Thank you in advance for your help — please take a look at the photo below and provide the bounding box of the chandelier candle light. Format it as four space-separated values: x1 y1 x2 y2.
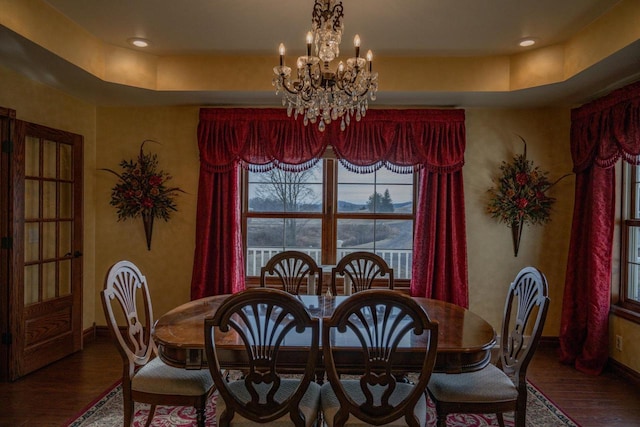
273 0 378 132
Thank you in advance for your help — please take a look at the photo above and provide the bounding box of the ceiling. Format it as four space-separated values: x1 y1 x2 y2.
2 0 640 108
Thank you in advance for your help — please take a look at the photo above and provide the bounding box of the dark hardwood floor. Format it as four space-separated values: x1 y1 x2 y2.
1 337 640 426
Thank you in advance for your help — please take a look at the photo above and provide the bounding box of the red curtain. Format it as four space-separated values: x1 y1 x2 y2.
190 162 245 299
411 170 468 307
560 80 640 375
192 108 467 301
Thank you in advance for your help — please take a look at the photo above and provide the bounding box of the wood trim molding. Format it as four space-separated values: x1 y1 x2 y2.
608 357 640 388
94 325 112 338
82 324 96 344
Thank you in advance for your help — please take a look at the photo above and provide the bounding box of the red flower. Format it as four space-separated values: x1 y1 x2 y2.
516 173 529 185
149 175 163 186
102 141 182 221
517 198 529 209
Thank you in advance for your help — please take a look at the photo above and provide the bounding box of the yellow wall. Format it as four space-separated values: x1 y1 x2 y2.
3 62 640 375
90 105 575 335
610 316 640 372
464 108 574 335
0 64 97 330
94 106 200 323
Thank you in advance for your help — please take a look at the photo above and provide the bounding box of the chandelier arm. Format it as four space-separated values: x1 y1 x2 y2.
274 0 377 131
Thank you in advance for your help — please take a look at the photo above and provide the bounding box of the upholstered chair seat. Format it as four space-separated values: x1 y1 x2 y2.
131 356 213 396
426 266 550 427
428 364 518 403
216 379 321 427
102 260 214 427
321 380 427 427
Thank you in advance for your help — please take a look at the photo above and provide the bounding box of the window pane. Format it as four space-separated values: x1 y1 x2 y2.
24 180 39 219
42 222 56 259
43 140 57 179
59 260 71 296
246 217 322 276
338 183 375 211
627 263 640 303
24 265 39 305
59 221 72 258
627 225 640 303
624 164 640 309
43 181 56 218
243 161 415 278
248 165 322 213
337 220 375 250
24 223 39 262
25 136 39 177
60 143 72 180
338 219 413 279
60 183 73 218
43 262 56 300
337 165 412 213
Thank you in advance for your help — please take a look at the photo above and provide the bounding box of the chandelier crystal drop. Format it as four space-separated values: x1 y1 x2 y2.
272 0 378 132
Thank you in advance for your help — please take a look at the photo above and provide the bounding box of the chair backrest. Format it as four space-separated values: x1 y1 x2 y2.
331 251 394 295
322 289 438 426
260 250 323 295
499 266 550 387
101 260 155 377
204 288 320 425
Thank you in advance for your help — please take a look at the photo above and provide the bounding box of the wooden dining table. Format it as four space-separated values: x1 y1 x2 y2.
153 294 496 374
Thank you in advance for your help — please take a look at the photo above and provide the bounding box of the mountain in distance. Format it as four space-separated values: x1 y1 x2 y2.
337 200 413 212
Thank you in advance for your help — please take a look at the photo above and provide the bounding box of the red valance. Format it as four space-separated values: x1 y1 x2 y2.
198 108 465 173
571 80 640 172
193 106 469 306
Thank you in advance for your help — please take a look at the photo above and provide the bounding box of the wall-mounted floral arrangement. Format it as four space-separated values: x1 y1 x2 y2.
487 136 570 256
101 140 184 250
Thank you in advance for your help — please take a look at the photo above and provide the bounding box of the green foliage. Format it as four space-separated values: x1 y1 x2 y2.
101 141 183 221
367 189 395 213
487 138 569 227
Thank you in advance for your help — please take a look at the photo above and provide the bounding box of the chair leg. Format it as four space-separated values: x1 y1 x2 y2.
144 405 157 427
514 409 526 427
123 391 134 427
496 413 506 427
436 413 447 427
195 395 207 427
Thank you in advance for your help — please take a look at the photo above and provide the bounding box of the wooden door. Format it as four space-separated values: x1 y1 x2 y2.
6 119 83 380
0 108 15 381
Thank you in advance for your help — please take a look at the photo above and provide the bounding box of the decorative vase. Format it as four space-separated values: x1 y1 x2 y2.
511 220 523 257
142 210 154 251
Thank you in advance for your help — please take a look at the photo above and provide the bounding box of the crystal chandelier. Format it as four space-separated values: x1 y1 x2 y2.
272 0 378 132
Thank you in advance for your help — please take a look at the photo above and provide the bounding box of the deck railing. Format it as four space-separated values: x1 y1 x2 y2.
246 247 413 279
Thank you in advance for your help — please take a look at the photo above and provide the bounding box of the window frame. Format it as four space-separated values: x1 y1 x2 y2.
241 156 417 288
617 162 640 322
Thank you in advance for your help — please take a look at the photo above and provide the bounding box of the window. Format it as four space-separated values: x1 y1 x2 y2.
621 163 640 314
242 158 415 283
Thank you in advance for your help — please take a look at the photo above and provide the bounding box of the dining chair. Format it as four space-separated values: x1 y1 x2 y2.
204 287 321 426
260 250 323 295
101 260 214 427
427 266 550 427
330 251 394 295
321 289 439 426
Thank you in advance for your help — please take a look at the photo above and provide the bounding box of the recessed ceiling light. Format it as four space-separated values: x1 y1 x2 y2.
128 38 150 48
519 38 536 48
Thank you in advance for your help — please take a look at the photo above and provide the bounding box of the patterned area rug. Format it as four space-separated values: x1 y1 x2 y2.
64 380 579 426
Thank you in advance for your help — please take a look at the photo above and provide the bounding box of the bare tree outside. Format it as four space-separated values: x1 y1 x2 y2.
252 168 318 212
249 168 321 247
